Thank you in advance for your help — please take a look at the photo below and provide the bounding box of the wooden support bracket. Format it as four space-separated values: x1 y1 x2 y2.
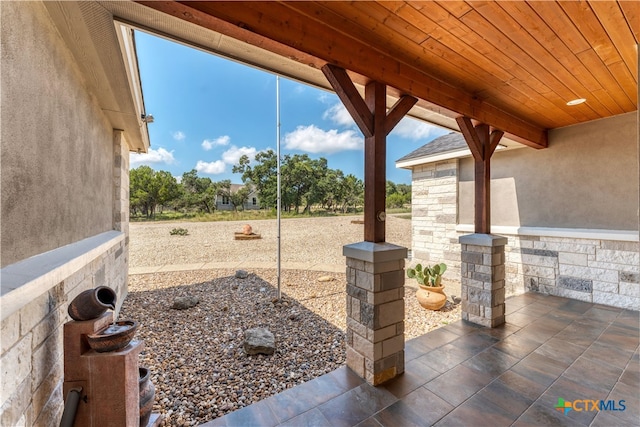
456 116 504 234
322 64 417 242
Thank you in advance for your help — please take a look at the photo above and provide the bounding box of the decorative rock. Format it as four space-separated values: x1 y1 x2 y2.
243 328 275 355
451 295 461 305
242 224 253 235
288 311 300 321
171 296 199 310
317 275 335 282
235 270 249 279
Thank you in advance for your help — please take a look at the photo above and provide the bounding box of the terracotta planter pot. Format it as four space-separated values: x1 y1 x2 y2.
425 285 445 294
67 286 117 321
139 367 155 427
416 285 447 310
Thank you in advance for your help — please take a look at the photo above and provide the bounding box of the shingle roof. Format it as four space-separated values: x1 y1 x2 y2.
396 132 467 163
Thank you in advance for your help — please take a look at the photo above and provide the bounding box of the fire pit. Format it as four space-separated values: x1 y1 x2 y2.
234 223 261 240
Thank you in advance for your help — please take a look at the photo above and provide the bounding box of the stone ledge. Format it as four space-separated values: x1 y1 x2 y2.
343 242 408 263
0 231 124 321
459 233 508 247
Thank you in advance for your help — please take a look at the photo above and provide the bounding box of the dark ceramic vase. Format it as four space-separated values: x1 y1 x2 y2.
139 367 155 427
67 286 117 321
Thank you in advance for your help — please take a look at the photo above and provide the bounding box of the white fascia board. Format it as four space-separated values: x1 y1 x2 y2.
114 21 150 152
396 149 471 170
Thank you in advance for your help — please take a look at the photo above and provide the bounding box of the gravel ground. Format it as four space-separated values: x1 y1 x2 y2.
123 216 461 426
128 215 412 267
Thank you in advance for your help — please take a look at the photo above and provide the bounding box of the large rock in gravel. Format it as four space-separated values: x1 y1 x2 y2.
235 270 249 279
243 328 275 355
171 296 199 310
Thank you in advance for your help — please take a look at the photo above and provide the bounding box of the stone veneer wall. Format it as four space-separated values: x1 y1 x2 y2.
0 237 128 426
410 159 461 283
504 235 639 310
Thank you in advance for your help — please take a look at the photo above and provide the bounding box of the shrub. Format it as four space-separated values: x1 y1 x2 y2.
170 227 189 236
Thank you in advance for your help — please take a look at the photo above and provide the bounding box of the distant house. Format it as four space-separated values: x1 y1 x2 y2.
215 184 260 211
396 112 638 310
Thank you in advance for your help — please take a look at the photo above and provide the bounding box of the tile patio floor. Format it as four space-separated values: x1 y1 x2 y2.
201 293 639 427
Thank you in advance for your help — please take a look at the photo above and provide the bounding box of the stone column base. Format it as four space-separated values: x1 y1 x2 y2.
459 234 507 328
343 242 407 385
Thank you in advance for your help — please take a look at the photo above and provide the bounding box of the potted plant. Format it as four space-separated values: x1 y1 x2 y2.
407 263 448 310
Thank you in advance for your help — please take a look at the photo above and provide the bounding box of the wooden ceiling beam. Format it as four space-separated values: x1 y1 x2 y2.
143 1 548 149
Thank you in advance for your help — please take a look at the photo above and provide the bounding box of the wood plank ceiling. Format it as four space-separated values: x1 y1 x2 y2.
137 1 638 149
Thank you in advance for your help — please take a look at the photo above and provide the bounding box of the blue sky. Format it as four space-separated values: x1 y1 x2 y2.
130 31 448 184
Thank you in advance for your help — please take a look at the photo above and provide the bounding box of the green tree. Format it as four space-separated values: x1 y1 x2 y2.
129 166 180 218
279 154 328 213
318 169 345 211
155 170 181 213
218 180 251 212
233 150 278 208
180 169 218 213
385 180 411 208
340 174 364 213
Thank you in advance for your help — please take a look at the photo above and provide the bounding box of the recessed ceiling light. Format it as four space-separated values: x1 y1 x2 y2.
566 98 586 106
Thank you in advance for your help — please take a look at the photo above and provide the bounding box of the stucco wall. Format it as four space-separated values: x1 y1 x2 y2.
1 1 114 268
459 112 638 230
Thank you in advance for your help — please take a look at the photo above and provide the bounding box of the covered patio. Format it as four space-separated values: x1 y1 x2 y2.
2 2 637 425
113 1 637 425
203 293 638 427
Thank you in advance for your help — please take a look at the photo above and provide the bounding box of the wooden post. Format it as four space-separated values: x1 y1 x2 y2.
322 64 416 242
456 116 504 234
364 81 386 242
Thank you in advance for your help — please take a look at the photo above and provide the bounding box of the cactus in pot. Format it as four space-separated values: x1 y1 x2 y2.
407 263 447 287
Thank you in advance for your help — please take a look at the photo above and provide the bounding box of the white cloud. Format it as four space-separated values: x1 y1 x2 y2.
195 160 226 175
284 125 363 154
317 92 334 105
195 144 259 175
322 103 355 128
222 145 258 165
391 118 445 140
172 131 186 141
202 135 230 151
130 147 175 165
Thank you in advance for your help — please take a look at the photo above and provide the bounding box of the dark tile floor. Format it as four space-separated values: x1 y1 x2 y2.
201 293 639 427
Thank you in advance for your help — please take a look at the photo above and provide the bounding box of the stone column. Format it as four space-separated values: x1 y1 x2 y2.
343 242 407 385
459 234 507 327
113 130 130 235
